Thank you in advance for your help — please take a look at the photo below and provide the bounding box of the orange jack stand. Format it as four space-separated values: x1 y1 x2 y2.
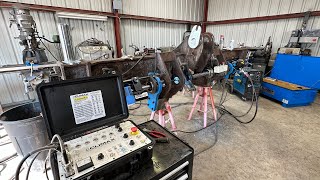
188 87 217 127
150 102 177 130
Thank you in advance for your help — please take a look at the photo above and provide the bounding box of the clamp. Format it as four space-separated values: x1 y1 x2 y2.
147 75 162 111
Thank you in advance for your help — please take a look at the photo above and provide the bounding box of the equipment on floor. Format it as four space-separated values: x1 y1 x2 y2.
261 54 319 107
233 68 263 101
224 58 263 100
262 77 317 107
36 75 154 180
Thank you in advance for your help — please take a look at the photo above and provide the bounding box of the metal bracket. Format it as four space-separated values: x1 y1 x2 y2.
147 76 162 111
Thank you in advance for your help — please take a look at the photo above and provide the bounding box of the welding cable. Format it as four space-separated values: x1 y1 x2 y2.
220 72 256 118
220 73 259 124
15 145 58 180
173 113 225 133
43 148 59 180
50 134 69 167
122 54 147 75
25 152 41 180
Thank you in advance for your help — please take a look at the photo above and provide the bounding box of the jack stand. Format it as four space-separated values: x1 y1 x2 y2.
188 87 217 127
150 102 177 130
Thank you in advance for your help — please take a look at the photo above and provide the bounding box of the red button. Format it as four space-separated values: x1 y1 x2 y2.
131 127 138 132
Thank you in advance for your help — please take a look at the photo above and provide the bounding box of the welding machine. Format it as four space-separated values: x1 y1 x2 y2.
232 69 263 100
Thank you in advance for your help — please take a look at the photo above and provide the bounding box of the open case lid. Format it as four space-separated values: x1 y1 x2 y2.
37 75 129 139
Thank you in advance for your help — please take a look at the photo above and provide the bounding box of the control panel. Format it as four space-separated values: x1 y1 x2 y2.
56 120 153 180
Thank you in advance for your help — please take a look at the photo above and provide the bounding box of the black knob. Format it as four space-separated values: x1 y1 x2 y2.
123 133 128 138
118 127 123 132
129 140 135 146
97 153 104 160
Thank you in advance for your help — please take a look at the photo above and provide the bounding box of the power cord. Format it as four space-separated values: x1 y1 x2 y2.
15 144 59 180
173 113 224 133
223 72 259 124
25 152 41 180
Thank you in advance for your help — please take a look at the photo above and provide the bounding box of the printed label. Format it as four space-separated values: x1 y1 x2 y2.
282 99 289 104
70 90 106 124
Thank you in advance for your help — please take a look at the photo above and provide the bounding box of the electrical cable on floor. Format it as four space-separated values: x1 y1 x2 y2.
25 151 41 180
122 54 147 75
173 113 224 134
15 144 58 180
43 149 59 180
221 73 259 124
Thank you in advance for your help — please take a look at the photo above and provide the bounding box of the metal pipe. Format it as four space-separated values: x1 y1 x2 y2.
192 72 210 79
0 63 59 73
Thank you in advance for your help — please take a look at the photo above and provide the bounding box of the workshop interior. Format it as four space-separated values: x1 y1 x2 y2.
0 0 320 179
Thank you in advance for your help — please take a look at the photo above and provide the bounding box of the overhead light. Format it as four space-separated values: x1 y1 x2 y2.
56 12 108 21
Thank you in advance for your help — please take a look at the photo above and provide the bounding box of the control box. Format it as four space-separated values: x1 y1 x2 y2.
57 120 153 179
37 75 154 180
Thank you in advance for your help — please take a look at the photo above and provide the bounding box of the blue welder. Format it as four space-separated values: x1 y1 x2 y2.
232 68 263 100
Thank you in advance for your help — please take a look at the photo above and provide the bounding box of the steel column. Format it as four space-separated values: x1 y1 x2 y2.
202 0 209 33
114 10 122 58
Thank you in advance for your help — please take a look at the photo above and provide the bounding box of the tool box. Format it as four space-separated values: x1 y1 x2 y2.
134 120 194 180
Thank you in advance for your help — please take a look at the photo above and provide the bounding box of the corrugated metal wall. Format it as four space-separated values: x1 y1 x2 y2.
0 0 203 105
120 20 187 55
119 0 204 55
121 0 203 21
206 0 320 56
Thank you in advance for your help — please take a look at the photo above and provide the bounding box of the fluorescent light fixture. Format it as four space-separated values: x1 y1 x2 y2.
56 12 108 21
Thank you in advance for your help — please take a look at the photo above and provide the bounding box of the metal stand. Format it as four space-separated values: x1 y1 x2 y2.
150 102 177 130
188 87 217 127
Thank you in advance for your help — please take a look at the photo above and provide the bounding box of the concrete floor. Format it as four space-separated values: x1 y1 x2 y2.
130 90 320 180
1 89 319 179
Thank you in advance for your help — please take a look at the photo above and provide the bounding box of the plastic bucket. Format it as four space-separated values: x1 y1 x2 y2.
0 102 49 171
